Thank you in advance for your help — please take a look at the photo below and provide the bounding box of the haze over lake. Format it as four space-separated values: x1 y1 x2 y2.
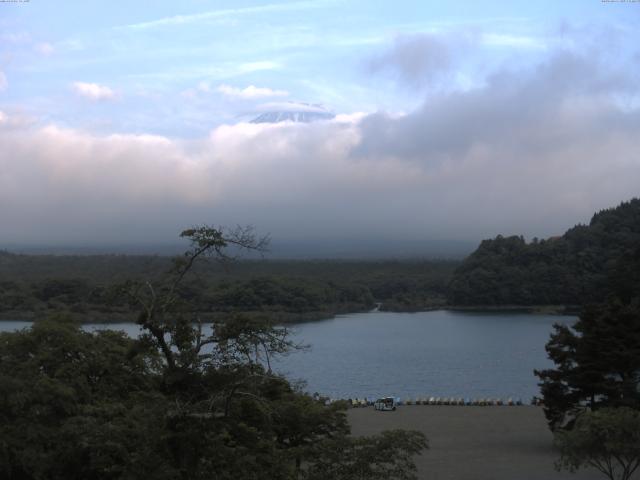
2 310 573 401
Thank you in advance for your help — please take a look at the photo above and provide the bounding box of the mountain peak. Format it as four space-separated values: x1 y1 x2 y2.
250 102 334 124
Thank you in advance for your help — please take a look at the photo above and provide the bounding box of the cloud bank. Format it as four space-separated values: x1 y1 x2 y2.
1 49 639 250
368 33 453 88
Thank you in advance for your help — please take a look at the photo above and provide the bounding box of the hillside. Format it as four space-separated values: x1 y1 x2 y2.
448 199 640 306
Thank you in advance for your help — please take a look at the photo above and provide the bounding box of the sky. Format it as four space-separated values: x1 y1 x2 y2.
0 0 639 255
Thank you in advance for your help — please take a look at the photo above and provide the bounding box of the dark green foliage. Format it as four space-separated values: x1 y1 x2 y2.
208 276 375 313
0 318 297 479
1 226 428 479
554 407 640 480
534 210 640 431
0 254 456 322
535 299 640 431
303 429 428 480
449 198 640 306
0 317 170 480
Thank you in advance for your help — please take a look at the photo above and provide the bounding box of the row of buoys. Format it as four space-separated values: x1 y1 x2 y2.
348 398 371 407
402 397 524 406
342 397 526 407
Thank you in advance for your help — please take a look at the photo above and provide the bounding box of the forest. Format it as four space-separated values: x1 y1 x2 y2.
0 253 456 323
448 199 640 307
1 227 428 480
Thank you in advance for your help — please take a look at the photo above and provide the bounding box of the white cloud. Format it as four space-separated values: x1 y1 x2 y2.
35 42 55 55
236 61 283 74
57 38 85 52
482 33 546 49
255 101 330 113
1 32 31 44
72 82 116 101
182 82 288 100
1 50 639 247
196 81 211 93
121 1 325 30
217 84 289 99
0 110 34 129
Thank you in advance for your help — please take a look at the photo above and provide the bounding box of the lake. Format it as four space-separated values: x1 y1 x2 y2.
0 310 574 401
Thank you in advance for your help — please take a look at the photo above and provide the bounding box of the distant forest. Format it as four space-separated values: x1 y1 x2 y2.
2 199 639 322
448 198 640 307
0 254 456 322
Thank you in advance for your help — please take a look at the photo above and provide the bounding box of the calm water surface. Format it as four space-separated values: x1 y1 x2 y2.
1 310 574 401
274 310 574 401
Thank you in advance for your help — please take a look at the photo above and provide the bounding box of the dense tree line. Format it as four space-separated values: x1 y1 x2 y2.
531 223 640 480
448 199 640 306
0 314 428 480
0 253 455 322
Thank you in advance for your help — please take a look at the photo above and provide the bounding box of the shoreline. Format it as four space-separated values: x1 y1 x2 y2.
0 304 580 323
445 304 580 315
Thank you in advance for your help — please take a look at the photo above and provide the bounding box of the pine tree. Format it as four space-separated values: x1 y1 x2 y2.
535 298 640 431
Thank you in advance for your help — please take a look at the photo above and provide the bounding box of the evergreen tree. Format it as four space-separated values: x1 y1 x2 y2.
535 298 640 431
449 198 640 307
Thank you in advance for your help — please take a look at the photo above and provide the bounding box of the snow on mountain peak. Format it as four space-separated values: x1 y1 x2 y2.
250 102 334 124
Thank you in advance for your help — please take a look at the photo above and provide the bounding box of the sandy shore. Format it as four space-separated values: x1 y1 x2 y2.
348 405 631 480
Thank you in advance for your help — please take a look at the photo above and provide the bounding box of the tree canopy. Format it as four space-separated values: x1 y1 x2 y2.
449 198 640 306
555 407 640 480
0 226 428 480
0 252 454 323
535 298 640 431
